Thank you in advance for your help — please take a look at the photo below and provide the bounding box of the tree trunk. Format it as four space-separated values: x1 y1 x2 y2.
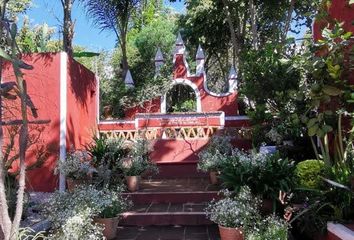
0 1 13 239
63 0 74 56
282 0 296 43
120 32 129 77
249 0 258 49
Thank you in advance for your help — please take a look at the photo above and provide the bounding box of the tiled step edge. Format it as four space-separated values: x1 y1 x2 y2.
120 212 213 226
327 222 354 240
122 191 219 204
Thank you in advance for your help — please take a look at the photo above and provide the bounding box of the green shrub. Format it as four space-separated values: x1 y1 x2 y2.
295 160 326 189
219 150 295 200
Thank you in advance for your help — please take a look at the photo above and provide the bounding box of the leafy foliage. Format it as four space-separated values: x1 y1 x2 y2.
295 160 326 189
220 151 296 200
205 187 261 228
197 136 232 172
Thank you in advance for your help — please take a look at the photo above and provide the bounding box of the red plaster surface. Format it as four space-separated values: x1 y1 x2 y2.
2 53 61 191
66 58 97 150
2 53 97 191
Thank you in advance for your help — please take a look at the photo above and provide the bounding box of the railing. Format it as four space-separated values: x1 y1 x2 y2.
99 126 252 141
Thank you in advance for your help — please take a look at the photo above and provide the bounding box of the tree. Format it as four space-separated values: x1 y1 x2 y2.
61 0 75 56
80 0 142 77
17 16 56 53
0 2 46 238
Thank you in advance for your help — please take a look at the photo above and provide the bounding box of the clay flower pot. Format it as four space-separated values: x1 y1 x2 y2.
94 216 120 240
125 176 140 192
218 225 244 240
209 171 219 185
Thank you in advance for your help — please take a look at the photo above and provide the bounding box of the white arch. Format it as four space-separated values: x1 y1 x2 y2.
160 78 202 113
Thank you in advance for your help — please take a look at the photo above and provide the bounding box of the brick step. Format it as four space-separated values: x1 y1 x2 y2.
152 162 207 179
120 203 213 226
123 191 219 204
123 178 221 204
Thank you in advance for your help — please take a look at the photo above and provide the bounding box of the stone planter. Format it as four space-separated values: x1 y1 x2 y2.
209 171 219 185
94 216 120 240
125 176 140 192
218 225 244 240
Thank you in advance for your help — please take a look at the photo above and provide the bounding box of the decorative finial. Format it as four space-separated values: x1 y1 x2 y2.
196 44 205 60
228 66 238 92
155 47 164 62
174 32 185 55
196 44 205 76
124 69 134 88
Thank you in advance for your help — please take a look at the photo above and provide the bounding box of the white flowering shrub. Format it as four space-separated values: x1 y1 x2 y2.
56 150 95 180
120 139 158 176
205 186 261 228
197 136 232 172
44 185 132 239
247 215 288 240
219 150 295 199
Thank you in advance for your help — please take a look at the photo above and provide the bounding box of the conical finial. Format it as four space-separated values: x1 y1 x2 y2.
196 44 205 76
176 32 184 46
228 66 238 92
174 32 185 55
196 44 205 60
124 69 134 88
155 47 164 62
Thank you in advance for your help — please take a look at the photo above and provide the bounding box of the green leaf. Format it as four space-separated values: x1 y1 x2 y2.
322 85 342 96
308 124 319 136
307 118 318 128
322 125 333 133
10 23 17 40
73 52 100 58
316 128 325 138
0 49 12 61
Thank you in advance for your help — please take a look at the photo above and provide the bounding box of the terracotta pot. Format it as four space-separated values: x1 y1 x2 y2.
209 171 219 185
94 216 120 240
125 176 140 192
66 178 90 192
261 198 273 215
218 225 244 240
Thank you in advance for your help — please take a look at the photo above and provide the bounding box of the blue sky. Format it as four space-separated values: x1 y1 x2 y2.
23 0 185 51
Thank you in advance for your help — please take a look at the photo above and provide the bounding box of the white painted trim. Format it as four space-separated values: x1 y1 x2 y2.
220 112 225 129
225 116 250 121
327 222 354 240
96 75 100 125
59 52 68 192
160 78 202 113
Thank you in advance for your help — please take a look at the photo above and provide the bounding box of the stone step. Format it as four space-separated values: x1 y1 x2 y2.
123 178 221 204
120 203 213 226
153 162 207 179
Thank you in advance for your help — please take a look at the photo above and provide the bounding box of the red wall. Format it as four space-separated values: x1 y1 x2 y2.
2 53 98 192
2 53 61 191
66 58 97 150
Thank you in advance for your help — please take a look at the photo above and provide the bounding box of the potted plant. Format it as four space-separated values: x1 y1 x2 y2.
93 188 133 239
247 215 289 240
44 185 132 240
219 150 296 213
55 150 96 191
120 139 157 192
205 186 261 240
198 136 232 184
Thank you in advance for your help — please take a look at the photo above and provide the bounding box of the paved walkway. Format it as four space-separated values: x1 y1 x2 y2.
115 225 220 240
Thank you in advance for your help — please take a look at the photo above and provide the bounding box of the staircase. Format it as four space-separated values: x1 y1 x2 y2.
120 163 220 227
